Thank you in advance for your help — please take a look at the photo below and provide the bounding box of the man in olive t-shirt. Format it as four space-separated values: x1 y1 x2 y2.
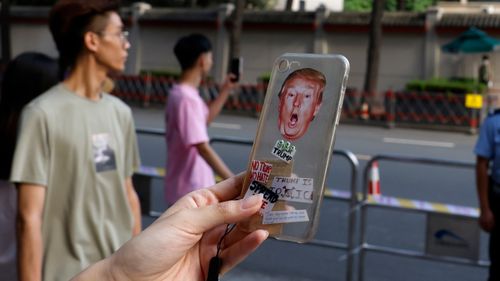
11 83 140 281
10 1 142 280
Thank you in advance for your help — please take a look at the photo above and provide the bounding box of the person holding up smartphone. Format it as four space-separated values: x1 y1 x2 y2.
165 33 238 205
230 57 243 83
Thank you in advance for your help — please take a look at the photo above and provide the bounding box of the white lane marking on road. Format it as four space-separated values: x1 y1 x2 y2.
383 137 455 148
210 122 242 130
355 154 372 161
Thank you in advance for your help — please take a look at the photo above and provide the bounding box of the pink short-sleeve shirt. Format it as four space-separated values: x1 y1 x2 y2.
165 84 215 204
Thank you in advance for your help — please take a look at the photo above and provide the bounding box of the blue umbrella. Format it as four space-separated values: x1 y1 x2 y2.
441 27 500 54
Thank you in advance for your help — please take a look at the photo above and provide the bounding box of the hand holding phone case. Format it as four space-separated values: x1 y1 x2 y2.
239 53 349 243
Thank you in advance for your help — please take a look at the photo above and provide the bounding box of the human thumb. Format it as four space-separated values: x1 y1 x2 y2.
174 194 263 234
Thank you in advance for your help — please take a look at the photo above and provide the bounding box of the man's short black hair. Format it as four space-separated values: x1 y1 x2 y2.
173 33 212 71
49 0 121 79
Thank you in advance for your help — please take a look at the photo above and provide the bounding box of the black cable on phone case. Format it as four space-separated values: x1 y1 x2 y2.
206 224 236 281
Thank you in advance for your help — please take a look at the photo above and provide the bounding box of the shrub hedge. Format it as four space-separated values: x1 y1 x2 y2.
405 78 486 94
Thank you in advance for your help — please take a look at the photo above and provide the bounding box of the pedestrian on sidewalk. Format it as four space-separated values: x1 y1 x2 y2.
474 109 500 281
479 55 493 89
10 1 141 280
165 33 237 205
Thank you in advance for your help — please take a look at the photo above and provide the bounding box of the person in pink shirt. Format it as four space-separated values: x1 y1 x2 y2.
165 33 236 205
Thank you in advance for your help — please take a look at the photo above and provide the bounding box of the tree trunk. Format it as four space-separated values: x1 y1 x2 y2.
363 0 384 95
229 0 245 60
285 0 293 11
397 0 405 11
1 0 11 64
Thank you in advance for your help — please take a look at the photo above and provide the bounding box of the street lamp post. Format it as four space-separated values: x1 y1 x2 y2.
125 2 152 75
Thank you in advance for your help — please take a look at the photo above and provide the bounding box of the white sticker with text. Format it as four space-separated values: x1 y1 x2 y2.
271 140 296 163
262 210 310 224
243 180 279 215
271 176 314 204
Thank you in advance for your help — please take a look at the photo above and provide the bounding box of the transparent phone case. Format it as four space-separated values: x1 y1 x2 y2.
239 53 349 243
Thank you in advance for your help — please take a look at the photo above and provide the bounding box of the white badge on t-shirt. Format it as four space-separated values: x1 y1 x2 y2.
91 133 117 172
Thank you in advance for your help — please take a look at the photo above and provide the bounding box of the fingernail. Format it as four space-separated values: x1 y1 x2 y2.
241 194 263 210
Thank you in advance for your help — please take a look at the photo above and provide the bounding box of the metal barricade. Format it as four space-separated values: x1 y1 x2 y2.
136 127 165 137
387 91 479 134
308 149 359 281
135 127 360 281
112 75 263 116
357 154 489 281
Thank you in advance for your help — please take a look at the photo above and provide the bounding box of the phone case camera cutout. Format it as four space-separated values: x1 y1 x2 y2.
239 53 350 243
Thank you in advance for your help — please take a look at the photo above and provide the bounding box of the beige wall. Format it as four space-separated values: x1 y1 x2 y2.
11 24 57 58
326 33 368 90
6 23 434 91
140 26 218 75
324 32 425 91
9 12 500 92
239 29 314 84
136 28 427 91
380 34 426 90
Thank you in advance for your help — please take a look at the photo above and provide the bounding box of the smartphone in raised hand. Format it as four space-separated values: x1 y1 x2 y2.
230 57 243 82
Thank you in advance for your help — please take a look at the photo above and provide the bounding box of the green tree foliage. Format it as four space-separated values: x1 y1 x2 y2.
344 0 435 12
406 0 436 12
344 0 372 12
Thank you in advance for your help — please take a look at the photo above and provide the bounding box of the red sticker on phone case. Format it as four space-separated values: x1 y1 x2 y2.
250 160 273 184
